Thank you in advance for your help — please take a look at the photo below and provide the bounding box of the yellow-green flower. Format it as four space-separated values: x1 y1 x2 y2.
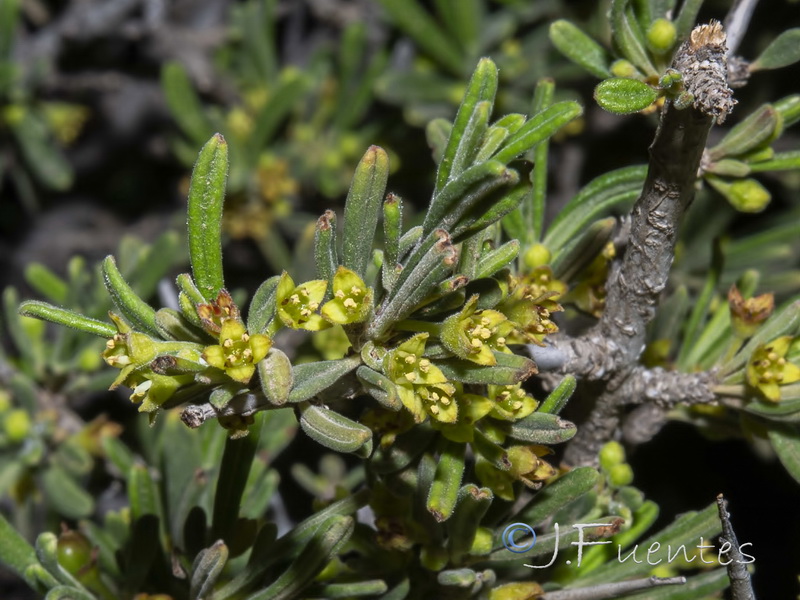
276 272 329 330
432 393 494 442
746 337 800 402
203 320 272 383
500 267 565 346
441 295 515 365
127 371 194 413
103 313 159 388
321 266 373 325
385 333 458 423
488 384 538 421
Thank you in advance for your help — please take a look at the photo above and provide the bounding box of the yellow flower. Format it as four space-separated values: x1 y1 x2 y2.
203 320 272 384
746 337 800 402
320 267 373 325
276 272 329 331
441 295 515 365
488 384 538 421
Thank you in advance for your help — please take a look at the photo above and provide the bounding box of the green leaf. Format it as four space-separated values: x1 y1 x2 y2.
382 194 403 291
594 77 659 115
748 150 800 172
493 102 583 164
474 240 519 280
436 351 537 385
102 255 159 336
503 412 577 444
247 275 279 334
17 304 111 343
375 0 464 75
573 502 721 586
190 540 229 600
154 308 207 343
610 0 657 76
356 365 401 411
427 439 466 522
213 413 263 545
314 211 338 295
187 134 229 300
24 263 68 304
244 516 354 600
514 467 601 527
434 0 481 56
370 426 436 474
673 0 703 42
707 176 771 213
8 110 73 191
40 466 93 519
34 533 85 590
550 20 612 78
752 28 800 71
257 348 294 406
538 375 577 415
129 464 162 523
434 58 498 195
44 586 96 600
0 512 48 590
161 62 213 145
299 403 373 455
426 119 452 166
288 355 362 403
625 569 730 599
249 72 306 154
341 146 390 278
708 104 779 161
446 485 493 561
768 426 800 484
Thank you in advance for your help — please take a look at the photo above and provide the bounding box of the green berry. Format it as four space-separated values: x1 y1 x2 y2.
647 19 677 54
598 440 626 470
4 409 32 444
57 530 93 575
523 243 552 269
608 463 634 487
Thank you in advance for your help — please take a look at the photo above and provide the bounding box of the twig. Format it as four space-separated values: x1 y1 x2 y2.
540 576 686 600
716 495 757 600
559 23 734 465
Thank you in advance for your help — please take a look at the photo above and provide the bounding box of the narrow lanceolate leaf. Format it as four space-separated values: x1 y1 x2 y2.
24 263 68 304
299 403 373 455
437 351 537 385
245 516 354 600
247 275 280 334
102 256 159 335
751 28 800 71
427 439 466 522
44 586 95 600
551 217 616 281
474 240 519 279
708 104 779 160
258 348 293 406
129 464 162 522
382 194 403 291
538 375 577 414
515 466 601 527
288 355 362 403
154 308 207 343
357 366 401 411
545 165 645 251
40 466 93 519
342 146 390 278
314 211 338 292
375 0 463 75
435 58 499 194
504 413 577 444
0 512 43 589
8 111 73 191
35 532 85 589
190 540 229 600
493 102 582 164
550 20 612 78
768 426 800 484
748 150 800 172
19 301 116 338
161 62 213 145
447 485 493 561
610 0 657 76
425 160 511 235
594 78 658 115
187 134 229 300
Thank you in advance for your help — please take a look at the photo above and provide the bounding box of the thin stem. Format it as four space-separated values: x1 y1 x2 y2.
540 576 686 600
